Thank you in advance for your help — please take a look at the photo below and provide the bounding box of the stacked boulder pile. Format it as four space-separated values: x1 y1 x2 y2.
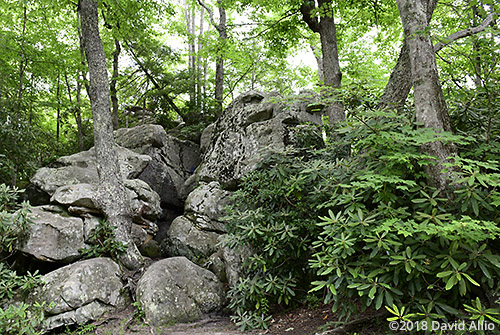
19 90 323 330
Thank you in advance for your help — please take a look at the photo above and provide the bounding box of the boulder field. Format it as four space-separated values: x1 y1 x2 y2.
19 90 323 330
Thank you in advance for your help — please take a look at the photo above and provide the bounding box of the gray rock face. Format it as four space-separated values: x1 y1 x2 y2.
114 124 167 152
161 182 231 270
126 178 162 224
34 258 127 330
221 241 253 288
50 183 97 209
18 206 87 262
115 124 201 209
162 215 220 261
136 257 224 326
200 123 215 154
25 143 161 257
31 146 151 195
184 182 232 233
196 90 322 188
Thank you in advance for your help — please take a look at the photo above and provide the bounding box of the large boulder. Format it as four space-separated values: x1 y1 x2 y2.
34 258 128 330
27 143 161 245
17 206 87 263
184 181 232 233
196 90 323 188
160 182 231 269
30 146 151 196
50 184 98 209
113 124 167 152
161 215 220 261
136 257 224 326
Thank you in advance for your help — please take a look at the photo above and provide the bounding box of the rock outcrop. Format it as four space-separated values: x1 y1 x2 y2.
20 90 324 332
34 258 128 330
136 257 224 326
163 90 323 283
22 132 175 261
115 124 201 209
196 90 322 188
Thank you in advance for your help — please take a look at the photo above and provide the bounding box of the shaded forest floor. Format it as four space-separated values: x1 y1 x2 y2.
55 304 390 335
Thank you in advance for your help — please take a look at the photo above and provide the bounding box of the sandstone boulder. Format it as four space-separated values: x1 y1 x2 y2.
136 257 224 326
184 181 231 233
34 258 127 330
161 215 220 261
30 146 151 196
18 206 86 263
115 124 201 209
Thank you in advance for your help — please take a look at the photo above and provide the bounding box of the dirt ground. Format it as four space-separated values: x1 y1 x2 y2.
54 304 387 335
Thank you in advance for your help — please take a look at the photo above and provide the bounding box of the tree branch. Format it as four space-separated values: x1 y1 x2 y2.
224 62 255 100
124 41 181 114
197 0 219 31
246 9 299 40
300 1 320 33
434 13 494 53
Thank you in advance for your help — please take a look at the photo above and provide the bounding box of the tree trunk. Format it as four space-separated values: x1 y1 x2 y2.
56 73 61 142
197 0 226 116
184 0 195 106
64 71 85 151
396 0 455 191
301 0 344 124
111 38 121 130
378 0 436 110
215 0 226 116
197 6 204 111
79 0 143 270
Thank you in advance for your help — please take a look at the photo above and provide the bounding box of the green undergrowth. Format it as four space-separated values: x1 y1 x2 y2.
0 185 48 335
223 107 500 332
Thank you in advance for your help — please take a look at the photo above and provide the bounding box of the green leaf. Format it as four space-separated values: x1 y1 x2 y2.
462 273 480 286
368 286 377 299
437 271 453 278
445 275 457 290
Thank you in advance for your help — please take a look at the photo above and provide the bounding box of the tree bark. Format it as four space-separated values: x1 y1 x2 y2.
396 0 456 191
379 1 492 110
215 1 226 116
79 0 143 270
301 0 344 123
111 38 121 130
197 0 226 116
378 0 437 110
64 71 85 151
197 6 205 111
56 73 61 142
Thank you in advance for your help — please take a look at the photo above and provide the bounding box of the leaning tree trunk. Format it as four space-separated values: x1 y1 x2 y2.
379 0 490 110
110 38 121 130
79 0 143 270
301 0 344 124
396 0 455 191
378 0 437 110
